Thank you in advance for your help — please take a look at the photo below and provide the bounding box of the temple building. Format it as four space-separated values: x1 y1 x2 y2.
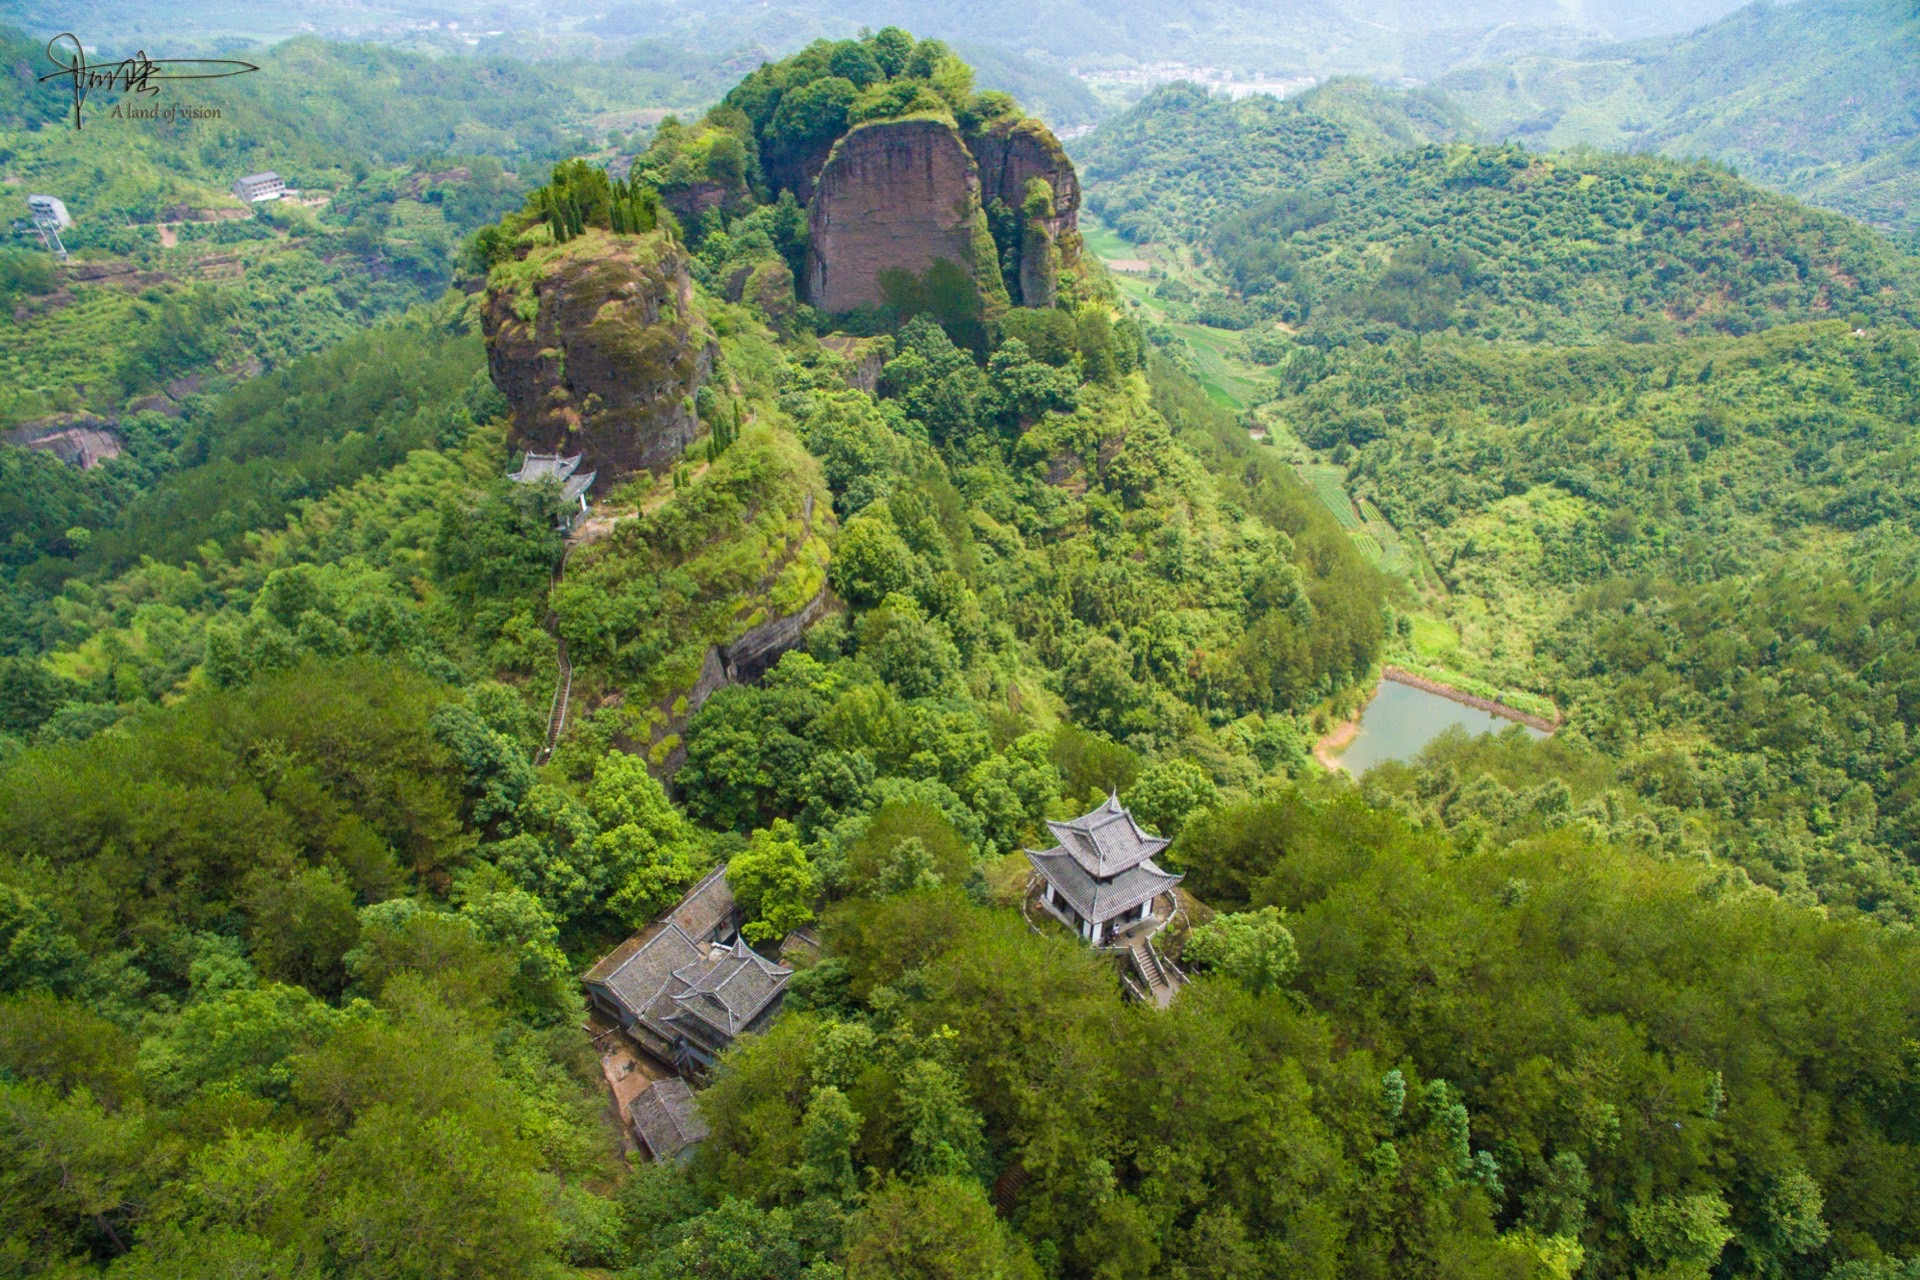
582 866 792 1077
1027 794 1184 946
507 451 596 531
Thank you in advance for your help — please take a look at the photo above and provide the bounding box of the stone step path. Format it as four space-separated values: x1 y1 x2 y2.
1129 937 1183 1009
536 634 571 766
535 545 576 767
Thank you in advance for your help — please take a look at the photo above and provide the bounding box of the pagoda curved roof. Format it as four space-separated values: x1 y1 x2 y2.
1027 847 1180 925
1037 792 1171 880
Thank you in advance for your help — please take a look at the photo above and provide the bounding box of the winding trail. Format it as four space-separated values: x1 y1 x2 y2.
535 543 575 767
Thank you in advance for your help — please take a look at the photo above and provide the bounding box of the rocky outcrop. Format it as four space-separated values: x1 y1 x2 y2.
481 229 715 479
804 117 999 314
969 116 1082 308
5 414 122 470
644 490 838 781
724 257 797 336
658 174 753 225
967 116 1080 239
803 113 1086 314
650 582 837 782
818 334 890 394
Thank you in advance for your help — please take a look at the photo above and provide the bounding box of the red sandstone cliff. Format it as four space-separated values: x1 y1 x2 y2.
803 117 1001 315
968 115 1080 237
803 113 1086 314
969 117 1082 308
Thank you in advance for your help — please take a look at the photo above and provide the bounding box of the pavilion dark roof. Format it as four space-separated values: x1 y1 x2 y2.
1040 793 1171 880
660 937 791 1051
508 451 595 503
1028 847 1180 923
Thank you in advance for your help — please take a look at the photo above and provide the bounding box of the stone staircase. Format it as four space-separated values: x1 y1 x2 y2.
1128 937 1184 1009
535 546 575 767
536 634 571 766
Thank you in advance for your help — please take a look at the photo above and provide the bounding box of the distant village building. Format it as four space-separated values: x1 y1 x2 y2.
1027 794 1184 946
231 172 286 203
26 195 71 229
583 866 793 1078
628 1077 709 1162
507 451 596 532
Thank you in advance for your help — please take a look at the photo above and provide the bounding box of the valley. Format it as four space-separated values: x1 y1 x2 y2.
0 12 1917 1280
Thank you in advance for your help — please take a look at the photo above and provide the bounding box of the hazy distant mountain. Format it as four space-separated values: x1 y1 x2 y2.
553 0 1761 78
6 0 1753 76
1444 0 1920 244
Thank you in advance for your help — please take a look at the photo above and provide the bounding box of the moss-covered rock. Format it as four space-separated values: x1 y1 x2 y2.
481 228 716 479
550 426 836 777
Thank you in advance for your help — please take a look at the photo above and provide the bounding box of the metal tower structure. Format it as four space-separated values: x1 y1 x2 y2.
30 208 68 261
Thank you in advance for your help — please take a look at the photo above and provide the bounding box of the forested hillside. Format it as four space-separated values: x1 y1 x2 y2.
1442 0 1920 248
4 27 1920 1280
1077 79 1920 342
1270 323 1920 916
0 27 591 441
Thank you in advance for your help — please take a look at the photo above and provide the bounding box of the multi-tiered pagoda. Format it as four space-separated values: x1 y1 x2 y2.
1026 794 1183 946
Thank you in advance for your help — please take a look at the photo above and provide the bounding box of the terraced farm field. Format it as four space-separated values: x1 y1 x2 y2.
1084 212 1277 409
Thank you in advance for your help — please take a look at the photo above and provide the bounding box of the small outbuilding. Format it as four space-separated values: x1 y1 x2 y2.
628 1077 709 1162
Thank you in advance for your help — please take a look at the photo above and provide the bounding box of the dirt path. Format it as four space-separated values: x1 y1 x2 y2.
639 461 710 515
1312 716 1362 774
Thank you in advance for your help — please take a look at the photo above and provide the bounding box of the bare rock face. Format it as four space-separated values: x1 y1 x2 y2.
804 118 994 314
482 229 715 478
5 414 122 470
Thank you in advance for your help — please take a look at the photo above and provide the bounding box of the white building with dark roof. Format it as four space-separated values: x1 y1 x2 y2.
1027 793 1184 946
507 451 597 531
232 172 286 202
581 866 792 1075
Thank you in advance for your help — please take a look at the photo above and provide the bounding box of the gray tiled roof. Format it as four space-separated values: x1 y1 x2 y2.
629 1077 709 1160
666 865 738 943
659 937 791 1051
584 921 703 1025
1027 847 1180 925
585 870 788 1062
508 452 583 484
1041 793 1170 880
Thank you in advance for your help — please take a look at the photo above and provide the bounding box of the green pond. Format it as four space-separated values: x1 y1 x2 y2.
1337 679 1547 775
